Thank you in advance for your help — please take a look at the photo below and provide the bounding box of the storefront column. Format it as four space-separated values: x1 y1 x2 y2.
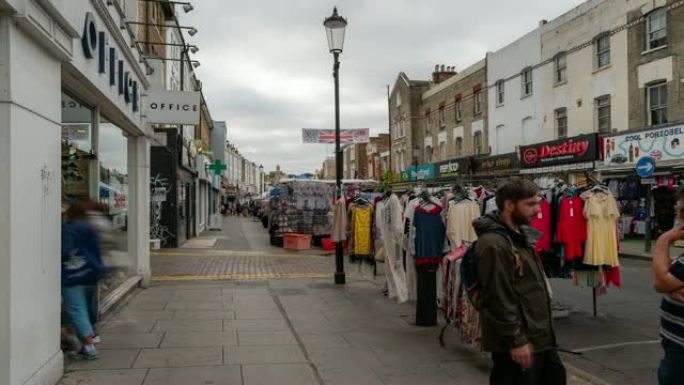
128 136 151 285
0 15 65 385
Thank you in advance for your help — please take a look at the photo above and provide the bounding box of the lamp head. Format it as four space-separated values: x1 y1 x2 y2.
182 3 194 13
323 7 347 54
188 27 198 36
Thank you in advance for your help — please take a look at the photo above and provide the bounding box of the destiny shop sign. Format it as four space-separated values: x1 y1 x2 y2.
601 124 684 167
519 134 599 169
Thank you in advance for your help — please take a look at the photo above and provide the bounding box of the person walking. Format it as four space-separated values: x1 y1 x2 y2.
472 179 566 385
61 200 107 360
653 186 684 385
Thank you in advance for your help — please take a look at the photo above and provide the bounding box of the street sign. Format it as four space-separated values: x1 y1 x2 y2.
636 156 655 178
208 159 227 175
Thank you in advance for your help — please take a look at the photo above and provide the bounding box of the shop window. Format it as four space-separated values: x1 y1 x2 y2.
455 99 463 122
555 108 568 138
595 34 611 68
554 53 567 84
521 68 533 97
61 92 94 200
98 116 131 296
647 8 667 50
648 81 667 126
473 131 483 155
596 95 611 133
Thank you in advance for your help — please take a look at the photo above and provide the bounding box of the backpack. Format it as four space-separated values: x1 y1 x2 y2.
460 229 522 310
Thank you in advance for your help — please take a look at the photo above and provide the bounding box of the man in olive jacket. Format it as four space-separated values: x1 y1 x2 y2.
473 178 566 385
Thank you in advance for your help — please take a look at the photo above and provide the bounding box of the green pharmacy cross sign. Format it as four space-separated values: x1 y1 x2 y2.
208 159 227 175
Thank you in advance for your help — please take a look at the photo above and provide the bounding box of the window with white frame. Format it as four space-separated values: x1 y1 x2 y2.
439 141 445 161
522 68 533 96
399 120 405 137
596 34 611 68
648 81 667 126
555 53 567 84
455 137 463 157
647 8 667 50
396 92 402 107
473 131 483 155
496 81 505 106
455 99 463 122
474 91 483 115
425 145 432 163
438 107 446 129
555 108 568 138
595 95 611 133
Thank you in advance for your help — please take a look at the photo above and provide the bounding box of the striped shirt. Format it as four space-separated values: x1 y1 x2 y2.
661 255 684 347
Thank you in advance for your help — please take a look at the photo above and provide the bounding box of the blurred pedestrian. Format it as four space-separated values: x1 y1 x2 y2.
653 186 684 385
61 200 107 360
472 179 565 385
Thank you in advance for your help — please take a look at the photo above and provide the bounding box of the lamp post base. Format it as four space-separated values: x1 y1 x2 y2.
334 272 346 285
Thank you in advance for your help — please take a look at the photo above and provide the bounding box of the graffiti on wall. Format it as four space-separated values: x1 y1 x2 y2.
150 173 174 247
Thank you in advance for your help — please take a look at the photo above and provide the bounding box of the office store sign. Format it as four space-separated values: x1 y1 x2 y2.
520 134 599 169
81 12 139 114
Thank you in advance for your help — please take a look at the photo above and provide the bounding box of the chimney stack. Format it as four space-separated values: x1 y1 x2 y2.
432 64 458 84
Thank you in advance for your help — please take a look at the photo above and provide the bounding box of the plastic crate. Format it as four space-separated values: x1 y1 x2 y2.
283 233 312 250
321 237 348 252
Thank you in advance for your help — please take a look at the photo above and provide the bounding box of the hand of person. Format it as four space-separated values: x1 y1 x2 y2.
510 343 534 369
658 226 684 245
668 286 684 302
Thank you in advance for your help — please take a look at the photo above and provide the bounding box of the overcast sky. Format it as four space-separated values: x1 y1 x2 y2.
181 0 584 174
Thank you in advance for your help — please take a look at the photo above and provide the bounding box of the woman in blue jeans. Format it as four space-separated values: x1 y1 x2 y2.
62 201 107 360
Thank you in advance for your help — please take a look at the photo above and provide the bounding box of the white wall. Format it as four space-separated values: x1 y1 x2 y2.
540 0 639 139
0 15 64 385
487 27 544 154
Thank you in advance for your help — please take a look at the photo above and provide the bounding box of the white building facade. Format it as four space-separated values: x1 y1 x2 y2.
0 1 152 384
486 26 545 155
540 0 638 140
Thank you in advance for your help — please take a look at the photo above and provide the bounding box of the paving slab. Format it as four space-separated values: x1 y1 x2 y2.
100 319 157 333
160 331 238 347
299 333 351 349
242 364 318 385
153 319 223 332
143 366 242 385
317 366 384 385
224 345 307 365
65 349 140 371
173 309 235 320
235 308 284 320
113 310 176 321
223 318 289 332
59 369 147 385
133 346 223 368
165 300 225 310
98 332 164 349
237 330 298 346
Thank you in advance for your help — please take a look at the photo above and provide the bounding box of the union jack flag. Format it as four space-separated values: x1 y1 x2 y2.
302 129 369 144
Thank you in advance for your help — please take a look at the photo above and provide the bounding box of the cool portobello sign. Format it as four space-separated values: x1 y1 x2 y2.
81 12 139 114
519 134 599 169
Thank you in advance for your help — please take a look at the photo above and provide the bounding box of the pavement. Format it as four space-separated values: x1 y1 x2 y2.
58 216 666 385
618 238 684 261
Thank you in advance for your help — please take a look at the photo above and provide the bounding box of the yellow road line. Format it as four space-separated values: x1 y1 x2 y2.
151 272 335 282
150 251 331 258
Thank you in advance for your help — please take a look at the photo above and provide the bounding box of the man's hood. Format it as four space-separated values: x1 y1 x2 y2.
472 212 542 246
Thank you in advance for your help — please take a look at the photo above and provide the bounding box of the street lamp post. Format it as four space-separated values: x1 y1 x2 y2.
324 7 347 285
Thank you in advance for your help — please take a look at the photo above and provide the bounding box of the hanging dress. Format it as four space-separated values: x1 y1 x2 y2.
351 205 373 256
582 191 620 267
